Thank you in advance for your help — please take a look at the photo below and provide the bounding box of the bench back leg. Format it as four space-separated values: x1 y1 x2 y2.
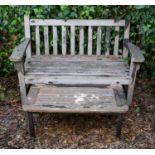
27 112 35 138
116 115 125 139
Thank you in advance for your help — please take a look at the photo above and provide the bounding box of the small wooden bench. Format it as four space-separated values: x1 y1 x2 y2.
10 15 144 138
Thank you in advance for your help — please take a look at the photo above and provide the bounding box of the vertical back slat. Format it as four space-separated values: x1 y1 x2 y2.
29 18 128 56
105 27 110 55
88 26 92 55
44 26 49 55
24 15 31 58
35 26 40 55
53 26 58 55
114 26 120 56
123 21 130 57
70 26 75 55
62 26 66 55
79 26 84 55
96 26 102 55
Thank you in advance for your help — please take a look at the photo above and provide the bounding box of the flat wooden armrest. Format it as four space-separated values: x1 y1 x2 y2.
124 40 145 63
9 38 30 62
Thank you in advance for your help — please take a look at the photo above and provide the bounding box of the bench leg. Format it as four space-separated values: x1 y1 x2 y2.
153 112 155 132
116 115 125 139
27 112 35 138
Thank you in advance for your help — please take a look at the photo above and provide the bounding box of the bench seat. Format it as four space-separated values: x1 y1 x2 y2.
24 84 128 113
24 55 130 85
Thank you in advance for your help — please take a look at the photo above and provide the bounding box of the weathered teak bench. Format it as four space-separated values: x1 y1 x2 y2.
10 15 144 138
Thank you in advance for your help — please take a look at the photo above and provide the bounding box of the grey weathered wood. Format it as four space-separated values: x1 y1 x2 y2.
24 55 129 85
96 26 102 55
53 26 58 55
9 38 30 62
24 85 128 113
114 26 120 56
88 26 92 55
70 26 75 55
127 62 140 105
25 76 129 85
79 26 84 55
35 26 40 55
62 26 66 55
11 16 144 132
25 56 129 75
123 21 130 57
125 39 145 105
27 87 39 103
113 85 126 106
124 40 145 62
105 27 110 55
44 26 49 55
24 15 31 58
30 19 126 26
16 62 27 105
27 55 125 62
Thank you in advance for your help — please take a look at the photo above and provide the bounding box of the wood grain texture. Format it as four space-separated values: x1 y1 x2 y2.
9 38 30 62
30 19 126 26
123 21 130 57
113 85 126 106
44 26 49 55
24 85 128 113
62 26 66 55
70 26 75 55
105 27 110 55
114 26 120 56
127 62 140 105
88 26 92 55
79 26 84 55
24 55 129 85
35 26 40 55
27 55 124 62
53 26 58 55
16 62 27 105
25 76 129 85
96 26 102 55
24 15 31 58
124 40 145 62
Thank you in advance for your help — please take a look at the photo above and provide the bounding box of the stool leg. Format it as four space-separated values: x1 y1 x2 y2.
116 115 125 139
27 112 35 138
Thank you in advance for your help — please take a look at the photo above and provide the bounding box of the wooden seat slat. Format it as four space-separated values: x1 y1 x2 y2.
24 55 130 85
24 85 128 113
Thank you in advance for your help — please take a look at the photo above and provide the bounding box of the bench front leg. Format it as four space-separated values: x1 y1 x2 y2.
127 62 140 105
124 40 144 105
15 61 27 105
9 38 30 104
16 62 36 137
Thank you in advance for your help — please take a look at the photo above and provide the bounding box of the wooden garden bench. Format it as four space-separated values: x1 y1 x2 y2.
10 15 144 138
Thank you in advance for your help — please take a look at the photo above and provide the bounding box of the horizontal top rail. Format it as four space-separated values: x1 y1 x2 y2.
30 19 126 26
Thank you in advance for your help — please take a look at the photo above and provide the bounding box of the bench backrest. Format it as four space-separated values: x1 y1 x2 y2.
24 15 130 58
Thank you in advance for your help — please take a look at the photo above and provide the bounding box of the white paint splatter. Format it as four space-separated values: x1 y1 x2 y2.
90 94 99 100
74 93 87 104
74 93 100 104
